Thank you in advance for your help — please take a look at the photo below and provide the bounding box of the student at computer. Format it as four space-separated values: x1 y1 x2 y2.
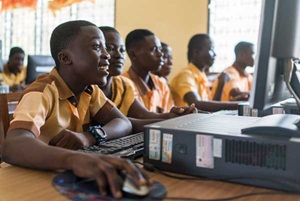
169 34 238 112
211 41 254 101
0 47 27 92
2 20 149 199
122 29 174 113
152 42 173 82
98 26 196 132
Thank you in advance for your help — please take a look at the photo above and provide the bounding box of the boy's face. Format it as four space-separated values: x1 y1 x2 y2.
160 46 173 77
243 46 255 67
8 53 25 74
104 31 126 76
197 38 216 68
134 35 164 72
67 26 110 86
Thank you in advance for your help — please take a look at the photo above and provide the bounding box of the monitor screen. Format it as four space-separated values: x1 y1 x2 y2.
250 0 300 112
26 55 55 84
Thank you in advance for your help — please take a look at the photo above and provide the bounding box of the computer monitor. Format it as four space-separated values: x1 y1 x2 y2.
26 55 55 84
250 0 300 112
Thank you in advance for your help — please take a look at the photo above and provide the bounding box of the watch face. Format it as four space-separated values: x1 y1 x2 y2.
95 128 107 138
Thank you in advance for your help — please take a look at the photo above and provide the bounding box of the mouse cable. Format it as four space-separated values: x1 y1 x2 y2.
161 191 296 201
134 161 300 200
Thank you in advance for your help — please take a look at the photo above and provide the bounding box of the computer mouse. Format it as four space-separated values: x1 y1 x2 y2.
122 174 150 197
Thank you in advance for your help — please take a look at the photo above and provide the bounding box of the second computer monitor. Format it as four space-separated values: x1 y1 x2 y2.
26 55 55 84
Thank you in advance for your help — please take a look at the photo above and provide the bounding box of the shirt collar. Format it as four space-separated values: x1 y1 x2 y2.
187 63 208 84
127 68 158 94
49 68 94 107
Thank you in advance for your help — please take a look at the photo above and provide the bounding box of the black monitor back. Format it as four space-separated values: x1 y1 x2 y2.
26 55 55 84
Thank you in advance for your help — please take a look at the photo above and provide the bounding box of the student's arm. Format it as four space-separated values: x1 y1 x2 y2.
212 72 230 101
184 91 238 112
128 117 164 133
49 102 132 149
229 88 250 101
127 99 197 120
3 129 148 199
92 102 132 140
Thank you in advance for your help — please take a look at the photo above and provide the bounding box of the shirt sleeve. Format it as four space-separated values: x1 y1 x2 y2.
175 71 199 100
9 91 50 137
89 85 110 117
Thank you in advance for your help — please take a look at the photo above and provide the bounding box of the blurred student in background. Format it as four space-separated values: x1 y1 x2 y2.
211 41 254 101
170 34 238 112
0 47 27 92
122 29 174 113
98 26 196 132
153 42 173 82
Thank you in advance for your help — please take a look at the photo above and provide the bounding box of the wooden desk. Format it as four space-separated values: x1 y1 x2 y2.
0 164 300 201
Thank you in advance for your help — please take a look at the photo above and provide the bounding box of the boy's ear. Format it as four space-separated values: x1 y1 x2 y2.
58 50 72 65
127 49 137 61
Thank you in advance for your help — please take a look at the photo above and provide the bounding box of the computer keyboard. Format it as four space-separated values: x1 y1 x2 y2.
78 132 144 159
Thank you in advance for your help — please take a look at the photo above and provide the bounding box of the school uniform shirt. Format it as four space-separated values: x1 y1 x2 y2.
122 68 174 113
170 63 211 106
110 75 138 116
9 68 112 143
0 63 26 86
211 66 253 101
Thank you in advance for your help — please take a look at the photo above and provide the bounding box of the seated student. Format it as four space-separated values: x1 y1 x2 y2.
2 20 149 199
98 26 196 132
152 42 173 82
0 47 27 92
211 41 254 101
170 34 238 112
122 29 174 113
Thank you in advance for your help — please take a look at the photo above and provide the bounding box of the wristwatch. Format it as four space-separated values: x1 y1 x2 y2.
88 125 107 144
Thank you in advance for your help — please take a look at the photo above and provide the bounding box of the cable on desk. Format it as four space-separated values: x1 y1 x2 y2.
135 161 300 201
139 162 300 187
162 191 293 201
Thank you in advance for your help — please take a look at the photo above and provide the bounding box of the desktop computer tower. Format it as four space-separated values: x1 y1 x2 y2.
144 113 300 192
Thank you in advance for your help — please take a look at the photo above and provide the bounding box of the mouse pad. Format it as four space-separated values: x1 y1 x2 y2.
53 171 167 201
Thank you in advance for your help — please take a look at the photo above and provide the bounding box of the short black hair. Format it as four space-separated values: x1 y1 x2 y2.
98 26 119 34
234 41 254 57
50 20 96 67
9 47 24 58
187 34 210 62
125 29 154 50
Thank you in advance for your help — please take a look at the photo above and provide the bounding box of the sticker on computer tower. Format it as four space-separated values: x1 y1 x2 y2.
213 138 222 158
196 134 214 169
149 129 161 160
162 133 173 163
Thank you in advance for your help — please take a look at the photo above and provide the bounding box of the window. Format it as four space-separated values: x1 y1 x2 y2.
208 0 262 72
0 0 115 60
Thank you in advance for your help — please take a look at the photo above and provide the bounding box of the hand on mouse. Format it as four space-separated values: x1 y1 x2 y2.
65 152 150 199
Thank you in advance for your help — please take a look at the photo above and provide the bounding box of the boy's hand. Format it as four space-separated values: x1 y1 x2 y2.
66 153 150 199
49 129 95 150
229 88 250 101
168 103 198 118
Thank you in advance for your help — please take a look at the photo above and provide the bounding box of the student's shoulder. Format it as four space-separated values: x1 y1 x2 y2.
117 75 134 84
23 74 57 95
